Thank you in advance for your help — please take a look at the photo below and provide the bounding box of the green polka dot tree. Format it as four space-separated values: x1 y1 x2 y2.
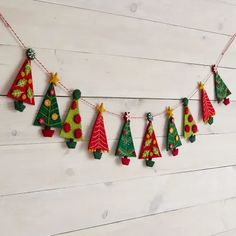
115 112 136 166
7 48 36 112
33 73 62 137
166 107 182 156
182 98 198 143
139 112 162 167
212 65 231 105
60 89 83 148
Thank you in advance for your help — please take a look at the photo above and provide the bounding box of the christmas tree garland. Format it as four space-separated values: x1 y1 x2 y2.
0 12 235 167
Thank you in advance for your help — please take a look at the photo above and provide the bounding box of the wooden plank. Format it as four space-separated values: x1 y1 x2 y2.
1 166 236 236
0 133 236 196
39 0 236 35
0 96 236 145
54 198 236 236
0 0 236 67
0 45 235 99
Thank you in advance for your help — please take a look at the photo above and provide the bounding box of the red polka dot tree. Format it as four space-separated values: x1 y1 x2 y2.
183 97 198 143
60 89 83 148
33 73 62 137
7 48 36 112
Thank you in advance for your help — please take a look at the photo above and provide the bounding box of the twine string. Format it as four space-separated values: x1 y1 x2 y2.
0 12 235 119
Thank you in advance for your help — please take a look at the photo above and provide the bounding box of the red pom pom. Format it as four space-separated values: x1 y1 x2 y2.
74 128 82 139
49 89 55 96
39 118 45 125
184 107 189 114
184 125 190 133
74 114 81 124
192 124 198 133
71 100 77 110
188 115 193 122
63 123 71 133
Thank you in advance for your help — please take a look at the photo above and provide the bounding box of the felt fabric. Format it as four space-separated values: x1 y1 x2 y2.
166 107 182 155
139 113 162 167
115 112 136 165
199 82 215 124
60 89 83 147
88 103 109 158
33 82 62 134
183 98 198 142
7 59 35 110
212 66 231 105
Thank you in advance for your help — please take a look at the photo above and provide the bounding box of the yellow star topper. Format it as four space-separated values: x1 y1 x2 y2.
49 72 60 86
166 106 174 118
198 82 205 90
97 103 106 114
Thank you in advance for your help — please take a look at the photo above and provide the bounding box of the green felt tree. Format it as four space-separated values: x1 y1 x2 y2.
166 107 182 156
60 89 83 148
212 65 231 105
33 73 62 137
115 112 136 166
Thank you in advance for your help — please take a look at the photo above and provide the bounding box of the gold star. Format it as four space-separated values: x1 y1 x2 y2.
49 72 59 85
198 82 205 90
97 103 106 114
166 106 174 118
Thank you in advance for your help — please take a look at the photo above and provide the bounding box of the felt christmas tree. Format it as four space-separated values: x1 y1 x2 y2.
60 89 83 148
33 73 62 137
182 98 198 143
88 103 109 159
139 112 162 167
198 82 215 125
166 107 182 156
212 65 231 105
7 48 36 112
115 112 136 166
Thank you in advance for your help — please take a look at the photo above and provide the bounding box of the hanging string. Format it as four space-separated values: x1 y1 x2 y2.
0 12 235 119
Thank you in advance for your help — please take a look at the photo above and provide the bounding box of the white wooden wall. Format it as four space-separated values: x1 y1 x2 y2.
0 1 236 235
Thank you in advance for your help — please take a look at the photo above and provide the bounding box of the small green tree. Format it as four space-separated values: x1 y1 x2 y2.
33 73 62 137
212 65 231 105
166 107 182 156
115 112 136 166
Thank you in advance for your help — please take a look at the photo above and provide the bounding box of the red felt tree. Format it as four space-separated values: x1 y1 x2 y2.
7 48 36 112
139 112 162 167
199 82 215 125
88 103 109 159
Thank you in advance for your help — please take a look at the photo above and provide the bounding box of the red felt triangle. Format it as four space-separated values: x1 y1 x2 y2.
88 112 109 152
7 59 35 105
139 121 162 159
201 88 215 123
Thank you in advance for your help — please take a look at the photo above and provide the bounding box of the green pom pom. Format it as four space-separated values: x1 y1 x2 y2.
146 112 153 121
73 89 81 100
183 97 189 106
26 48 36 60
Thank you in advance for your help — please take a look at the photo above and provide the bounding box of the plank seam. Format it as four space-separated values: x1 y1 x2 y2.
34 0 232 37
